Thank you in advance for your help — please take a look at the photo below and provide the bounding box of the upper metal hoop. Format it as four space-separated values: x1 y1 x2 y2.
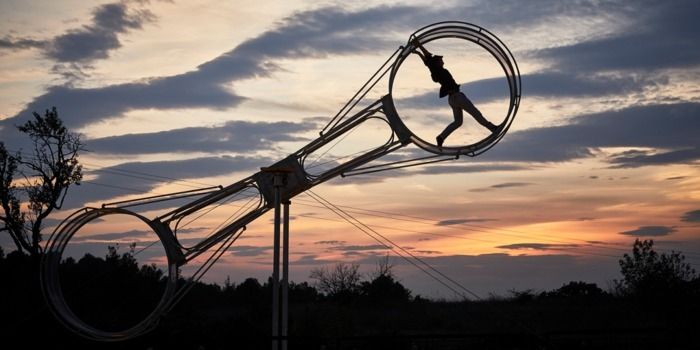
387 21 521 157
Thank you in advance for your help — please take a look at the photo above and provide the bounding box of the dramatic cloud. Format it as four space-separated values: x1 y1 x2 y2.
681 210 700 223
64 155 270 208
493 182 532 189
496 243 580 250
436 218 495 226
295 254 335 266
3 5 417 134
228 245 273 257
330 163 534 185
416 164 533 175
6 1 690 148
534 0 700 72
464 0 627 30
0 36 46 51
608 148 700 168
0 77 246 145
87 120 316 154
394 1 694 109
1 2 156 83
10 0 614 136
46 3 155 63
314 240 347 245
483 103 700 164
470 182 533 192
70 229 151 243
619 226 676 237
414 250 441 255
318 156 534 183
332 244 389 251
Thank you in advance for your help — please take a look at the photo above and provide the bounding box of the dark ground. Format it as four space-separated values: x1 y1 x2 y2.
1 249 698 350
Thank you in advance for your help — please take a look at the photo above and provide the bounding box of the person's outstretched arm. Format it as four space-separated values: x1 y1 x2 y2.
411 38 432 61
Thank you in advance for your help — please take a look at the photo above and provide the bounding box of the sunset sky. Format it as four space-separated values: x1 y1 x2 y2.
1 0 699 298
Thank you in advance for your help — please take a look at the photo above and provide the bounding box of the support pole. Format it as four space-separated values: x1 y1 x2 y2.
262 167 292 350
282 200 290 350
281 201 291 350
271 173 283 350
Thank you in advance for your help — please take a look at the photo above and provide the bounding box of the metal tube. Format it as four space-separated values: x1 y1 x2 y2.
311 141 403 185
271 175 282 350
282 200 290 350
343 156 458 177
100 185 221 208
160 178 252 221
182 207 267 263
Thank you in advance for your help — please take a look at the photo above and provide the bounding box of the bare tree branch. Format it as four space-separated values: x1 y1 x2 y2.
1 107 83 256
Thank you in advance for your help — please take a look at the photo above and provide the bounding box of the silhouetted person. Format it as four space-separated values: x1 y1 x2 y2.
411 38 499 148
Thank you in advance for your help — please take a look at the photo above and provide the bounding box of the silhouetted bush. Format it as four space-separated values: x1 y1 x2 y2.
361 274 411 304
541 281 608 300
508 288 538 303
616 239 697 298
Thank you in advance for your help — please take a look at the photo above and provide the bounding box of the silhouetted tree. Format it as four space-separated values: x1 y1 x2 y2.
368 255 394 280
235 277 265 304
616 239 696 297
289 281 320 303
361 274 412 303
310 262 362 300
361 256 411 303
0 107 83 256
56 245 169 332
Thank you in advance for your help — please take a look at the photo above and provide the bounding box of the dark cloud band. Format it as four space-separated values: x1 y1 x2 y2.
681 210 700 223
483 103 700 165
87 119 316 154
619 226 676 237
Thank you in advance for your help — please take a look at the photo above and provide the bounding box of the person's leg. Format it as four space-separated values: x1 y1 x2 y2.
438 94 464 145
454 93 497 131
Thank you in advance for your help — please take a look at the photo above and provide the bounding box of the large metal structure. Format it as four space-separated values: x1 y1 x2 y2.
40 22 520 341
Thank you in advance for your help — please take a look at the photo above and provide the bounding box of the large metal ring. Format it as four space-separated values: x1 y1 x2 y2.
40 207 179 341
388 21 521 157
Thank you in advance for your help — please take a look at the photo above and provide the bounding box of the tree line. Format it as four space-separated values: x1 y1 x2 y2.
1 238 699 349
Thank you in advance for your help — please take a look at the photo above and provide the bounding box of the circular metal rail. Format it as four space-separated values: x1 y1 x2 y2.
388 21 521 157
40 207 179 341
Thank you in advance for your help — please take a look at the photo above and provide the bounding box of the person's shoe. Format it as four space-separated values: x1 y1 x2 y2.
436 135 444 149
487 122 498 133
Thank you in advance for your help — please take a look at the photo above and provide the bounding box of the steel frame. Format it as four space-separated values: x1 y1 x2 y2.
40 21 521 341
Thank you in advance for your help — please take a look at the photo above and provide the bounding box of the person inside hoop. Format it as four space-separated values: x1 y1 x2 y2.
411 38 499 148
